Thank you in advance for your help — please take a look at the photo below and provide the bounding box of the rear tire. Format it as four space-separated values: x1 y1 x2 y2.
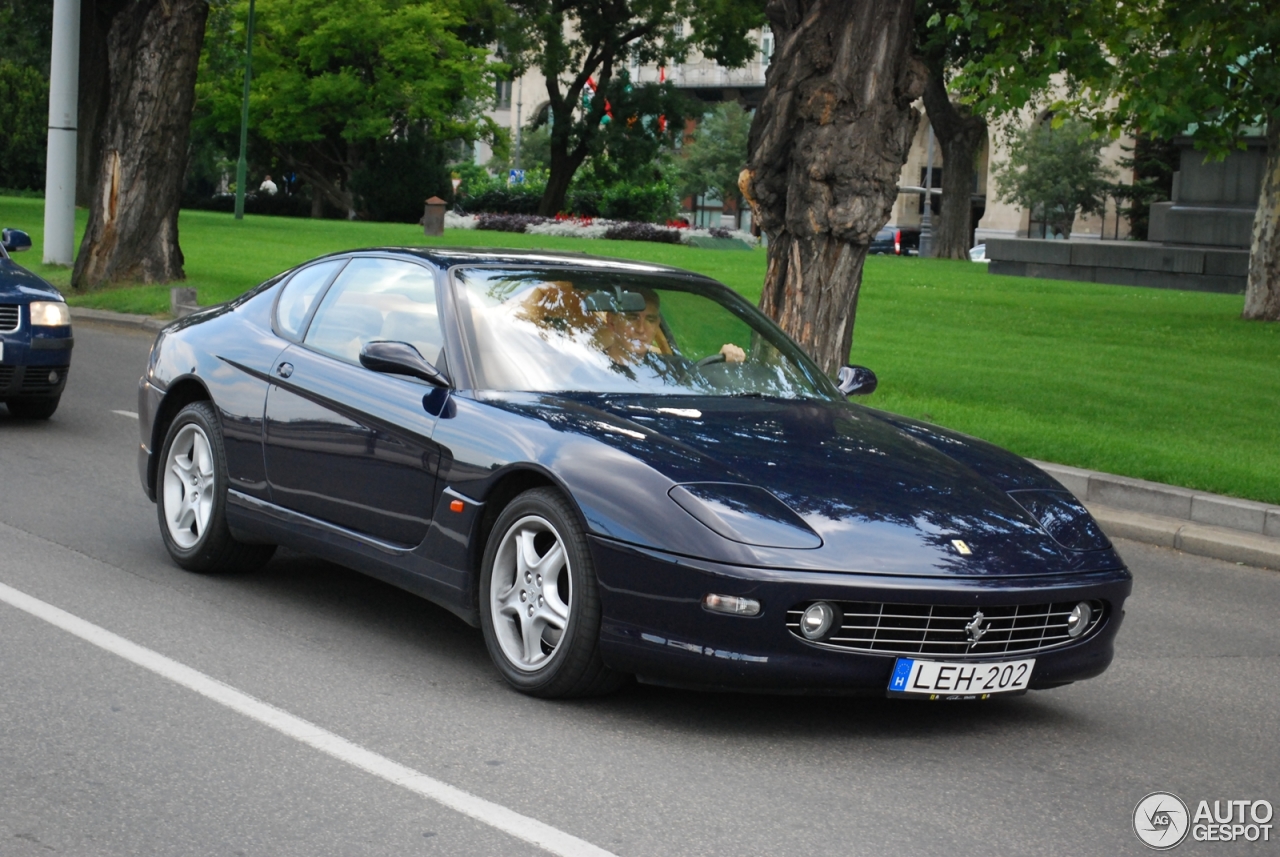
156 401 275 574
5 396 60 419
479 488 623 698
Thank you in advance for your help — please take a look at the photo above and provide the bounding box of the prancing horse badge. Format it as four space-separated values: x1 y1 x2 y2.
951 539 972 556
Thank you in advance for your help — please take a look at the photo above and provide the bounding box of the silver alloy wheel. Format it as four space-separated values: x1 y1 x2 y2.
162 423 215 549
489 514 572 672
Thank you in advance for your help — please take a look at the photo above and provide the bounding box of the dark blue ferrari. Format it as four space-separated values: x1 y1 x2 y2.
137 248 1130 698
1 228 73 419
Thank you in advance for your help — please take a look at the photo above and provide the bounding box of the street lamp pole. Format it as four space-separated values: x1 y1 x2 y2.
233 0 257 220
42 0 80 265
919 121 935 258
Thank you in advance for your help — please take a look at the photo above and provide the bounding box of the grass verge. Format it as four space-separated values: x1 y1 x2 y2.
4 195 1277 504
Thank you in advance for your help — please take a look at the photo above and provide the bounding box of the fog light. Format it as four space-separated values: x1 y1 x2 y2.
703 593 761 616
800 602 837 640
1067 602 1092 637
48 370 59 384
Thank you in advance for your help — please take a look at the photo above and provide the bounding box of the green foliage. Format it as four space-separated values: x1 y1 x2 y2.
993 118 1112 238
671 101 751 208
348 126 454 222
1113 135 1180 241
0 60 48 191
934 1 1113 120
0 0 52 75
460 169 547 214
599 180 677 222
195 0 507 211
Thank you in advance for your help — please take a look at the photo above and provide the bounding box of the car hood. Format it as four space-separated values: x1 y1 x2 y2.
0 259 63 302
487 392 1120 578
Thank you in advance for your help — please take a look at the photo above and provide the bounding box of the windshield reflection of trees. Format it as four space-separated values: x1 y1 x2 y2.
459 270 826 398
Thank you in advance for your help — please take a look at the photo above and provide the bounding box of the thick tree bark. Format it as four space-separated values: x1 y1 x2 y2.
1243 113 1280 321
75 0 124 208
72 0 208 288
921 69 986 260
741 0 925 375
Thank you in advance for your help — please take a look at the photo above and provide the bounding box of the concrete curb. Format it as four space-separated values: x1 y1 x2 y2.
69 306 170 332
63 308 1278 570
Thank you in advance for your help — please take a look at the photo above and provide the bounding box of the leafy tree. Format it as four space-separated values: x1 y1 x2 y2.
197 0 506 217
0 0 52 74
947 0 1280 321
502 0 764 216
917 0 1114 259
0 59 48 191
672 100 751 224
992 117 1112 239
1100 0 1279 320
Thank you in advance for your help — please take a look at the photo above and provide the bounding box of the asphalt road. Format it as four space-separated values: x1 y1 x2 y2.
1 323 1277 856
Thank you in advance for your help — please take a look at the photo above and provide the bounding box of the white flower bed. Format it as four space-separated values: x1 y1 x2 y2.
527 220 612 239
443 210 759 247
444 211 477 229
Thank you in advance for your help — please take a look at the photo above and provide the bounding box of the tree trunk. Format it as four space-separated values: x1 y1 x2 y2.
75 0 125 208
540 139 588 216
921 69 986 260
741 0 925 375
1243 113 1279 321
72 0 208 288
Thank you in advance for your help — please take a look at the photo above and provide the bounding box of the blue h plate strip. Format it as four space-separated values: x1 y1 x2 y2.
889 658 914 691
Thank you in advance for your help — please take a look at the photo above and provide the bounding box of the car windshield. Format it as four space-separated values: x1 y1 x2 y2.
452 267 841 399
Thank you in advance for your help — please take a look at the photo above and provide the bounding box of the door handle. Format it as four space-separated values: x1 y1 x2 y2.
276 362 293 378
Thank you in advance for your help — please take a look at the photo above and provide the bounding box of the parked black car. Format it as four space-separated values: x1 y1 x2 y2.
869 226 921 256
0 228 73 419
137 248 1130 698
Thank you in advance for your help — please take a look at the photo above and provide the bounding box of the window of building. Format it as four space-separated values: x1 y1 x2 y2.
495 79 513 110
761 26 773 67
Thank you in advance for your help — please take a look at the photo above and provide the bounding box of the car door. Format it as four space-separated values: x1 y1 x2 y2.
263 256 447 547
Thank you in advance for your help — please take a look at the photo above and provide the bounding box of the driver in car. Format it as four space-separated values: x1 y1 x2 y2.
601 288 746 366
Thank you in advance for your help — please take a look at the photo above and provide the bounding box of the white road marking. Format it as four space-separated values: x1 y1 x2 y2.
0 580 617 857
111 410 139 419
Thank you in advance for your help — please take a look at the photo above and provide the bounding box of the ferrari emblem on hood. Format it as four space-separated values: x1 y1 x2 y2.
951 539 972 556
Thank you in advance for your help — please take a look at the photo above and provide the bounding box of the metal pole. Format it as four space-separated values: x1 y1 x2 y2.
42 0 80 265
234 0 256 220
918 122 935 258
514 78 523 169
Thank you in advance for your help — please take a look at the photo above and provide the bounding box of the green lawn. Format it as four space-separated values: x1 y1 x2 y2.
5 195 1278 504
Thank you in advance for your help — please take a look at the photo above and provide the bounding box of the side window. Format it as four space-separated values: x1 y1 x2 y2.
304 257 444 366
276 259 344 340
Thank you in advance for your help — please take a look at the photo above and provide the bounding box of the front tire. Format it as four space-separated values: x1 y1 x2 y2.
5 396 60 419
157 401 275 574
479 488 622 698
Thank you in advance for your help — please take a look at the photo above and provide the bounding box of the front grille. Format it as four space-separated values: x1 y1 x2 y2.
787 599 1105 658
0 305 18 332
0 365 14 389
19 364 68 393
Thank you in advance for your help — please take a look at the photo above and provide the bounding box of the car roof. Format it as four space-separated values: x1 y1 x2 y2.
323 246 707 279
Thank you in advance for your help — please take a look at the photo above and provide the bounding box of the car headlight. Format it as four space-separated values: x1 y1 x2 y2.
29 301 71 327
1008 489 1111 552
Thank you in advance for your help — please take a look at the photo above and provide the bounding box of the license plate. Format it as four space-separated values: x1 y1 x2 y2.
887 657 1035 699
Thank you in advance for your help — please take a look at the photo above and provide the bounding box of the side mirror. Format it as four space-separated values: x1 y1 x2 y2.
837 364 877 396
359 340 450 388
2 228 32 253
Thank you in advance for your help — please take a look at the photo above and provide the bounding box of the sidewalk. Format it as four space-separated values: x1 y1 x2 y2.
70 306 1280 571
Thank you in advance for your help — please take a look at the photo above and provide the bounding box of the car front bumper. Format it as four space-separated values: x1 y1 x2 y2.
591 536 1132 694
0 329 73 400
